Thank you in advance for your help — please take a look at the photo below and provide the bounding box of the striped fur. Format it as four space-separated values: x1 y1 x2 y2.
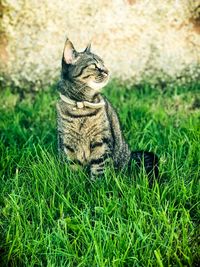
57 39 158 180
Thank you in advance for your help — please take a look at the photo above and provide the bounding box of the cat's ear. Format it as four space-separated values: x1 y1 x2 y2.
84 43 91 53
63 39 77 64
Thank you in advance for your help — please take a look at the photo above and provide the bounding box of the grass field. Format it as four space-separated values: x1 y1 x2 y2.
0 81 199 267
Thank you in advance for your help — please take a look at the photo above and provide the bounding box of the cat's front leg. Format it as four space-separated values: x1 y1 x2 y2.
61 140 82 170
90 156 108 180
89 141 111 180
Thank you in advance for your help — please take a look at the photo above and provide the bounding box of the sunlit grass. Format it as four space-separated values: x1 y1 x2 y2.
0 81 199 266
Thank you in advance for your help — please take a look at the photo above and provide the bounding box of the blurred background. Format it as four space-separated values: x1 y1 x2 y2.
0 0 200 91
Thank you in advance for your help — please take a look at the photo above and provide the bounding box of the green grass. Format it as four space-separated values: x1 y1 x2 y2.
0 81 199 266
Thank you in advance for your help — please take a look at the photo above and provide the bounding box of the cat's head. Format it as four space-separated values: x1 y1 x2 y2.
61 39 110 94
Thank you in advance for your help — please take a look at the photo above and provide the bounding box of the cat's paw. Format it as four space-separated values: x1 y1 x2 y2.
91 174 99 181
90 172 104 182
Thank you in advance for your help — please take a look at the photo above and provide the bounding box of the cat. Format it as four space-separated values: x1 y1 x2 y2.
57 38 158 180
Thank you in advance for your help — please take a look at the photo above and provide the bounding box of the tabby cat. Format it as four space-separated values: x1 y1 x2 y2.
57 38 158 180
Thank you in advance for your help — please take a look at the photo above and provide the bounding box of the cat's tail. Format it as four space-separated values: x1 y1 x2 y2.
129 151 159 179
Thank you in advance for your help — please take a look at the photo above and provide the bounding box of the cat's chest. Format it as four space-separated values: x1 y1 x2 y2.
67 111 109 138
57 102 111 143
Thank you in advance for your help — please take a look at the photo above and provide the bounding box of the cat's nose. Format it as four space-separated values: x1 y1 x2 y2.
100 67 109 76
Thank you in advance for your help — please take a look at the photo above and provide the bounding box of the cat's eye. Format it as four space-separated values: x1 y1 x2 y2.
88 64 96 69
